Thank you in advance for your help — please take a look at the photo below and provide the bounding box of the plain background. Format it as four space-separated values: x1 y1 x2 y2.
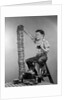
0 0 67 100
5 16 57 83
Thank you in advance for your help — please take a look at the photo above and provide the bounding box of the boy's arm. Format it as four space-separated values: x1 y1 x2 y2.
27 34 37 43
32 37 38 43
24 30 36 43
41 41 50 53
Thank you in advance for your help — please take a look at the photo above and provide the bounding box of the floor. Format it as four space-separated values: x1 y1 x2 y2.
5 78 52 87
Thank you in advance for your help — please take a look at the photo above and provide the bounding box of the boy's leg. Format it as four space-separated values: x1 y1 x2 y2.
26 56 38 70
38 54 47 76
26 58 34 70
35 63 41 76
41 63 47 75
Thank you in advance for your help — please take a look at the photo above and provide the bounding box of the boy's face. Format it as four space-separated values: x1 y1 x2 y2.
35 32 43 40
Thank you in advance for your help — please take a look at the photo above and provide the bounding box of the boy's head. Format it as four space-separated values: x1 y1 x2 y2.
35 29 45 40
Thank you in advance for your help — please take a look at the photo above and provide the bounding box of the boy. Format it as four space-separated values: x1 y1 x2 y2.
26 29 50 77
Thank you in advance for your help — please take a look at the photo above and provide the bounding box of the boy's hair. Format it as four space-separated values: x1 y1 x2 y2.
35 29 45 36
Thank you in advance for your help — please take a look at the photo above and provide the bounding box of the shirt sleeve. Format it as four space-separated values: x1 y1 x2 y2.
43 40 50 53
45 40 50 48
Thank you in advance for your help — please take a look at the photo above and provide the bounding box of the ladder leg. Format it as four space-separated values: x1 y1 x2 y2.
45 63 54 84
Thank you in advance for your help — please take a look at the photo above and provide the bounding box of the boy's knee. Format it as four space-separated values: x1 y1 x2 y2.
26 58 30 63
26 59 28 63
